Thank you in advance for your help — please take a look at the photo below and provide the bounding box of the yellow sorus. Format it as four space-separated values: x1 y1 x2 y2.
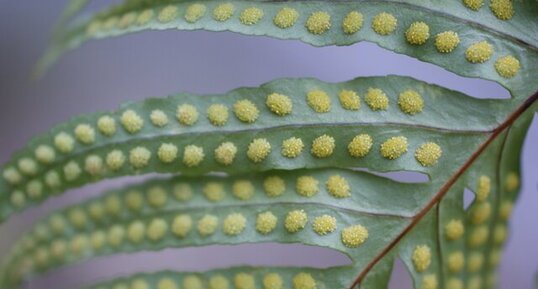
312 214 337 235
117 12 136 29
33 247 50 268
184 275 203 289
445 219 464 240
197 214 219 236
176 104 199 126
306 90 331 113
380 136 408 160
185 4 206 23
435 31 460 53
495 55 520 78
106 150 126 170
86 20 102 35
306 11 331 35
338 89 360 110
292 273 316 289
234 99 259 123
234 273 255 289
239 7 264 25
285 210 308 233
174 183 193 201
172 214 192 238
342 11 363 34
223 213 247 235
125 190 144 211
505 172 519 192
466 41 494 63
256 211 278 234
266 93 293 116
341 224 368 248
97 115 116 136
203 182 226 202
10 191 26 208
365 88 389 110
102 17 119 30
50 239 67 259
412 245 432 272
45 171 61 188
415 142 442 167
137 9 154 26
64 161 82 181
18 157 37 175
214 142 237 166
471 202 491 224
476 175 491 201
326 175 351 199
263 176 286 197
84 155 103 176
490 0 514 20
147 186 168 208
311 134 335 158
90 231 106 250
183 145 205 167
207 104 229 126
105 195 122 216
263 273 283 289
209 275 229 289
146 218 168 242
489 249 501 266
68 208 87 228
157 278 178 289
281 137 304 158
129 146 151 169
468 225 489 247
464 0 484 10
421 274 438 289
372 12 397 35
213 3 235 22
494 224 507 244
274 7 299 29
127 221 146 243
296 176 319 197
468 252 484 272
247 138 271 162
27 180 43 199
75 124 95 144
88 202 105 221
348 134 373 158
446 278 463 289
131 279 150 289
499 201 513 220
35 145 55 164
158 143 178 163
3 167 22 185
121 110 144 133
232 180 255 200
447 251 465 273
107 225 126 247
398 90 424 115
405 22 430 45
150 110 169 127
158 5 178 23
54 132 75 153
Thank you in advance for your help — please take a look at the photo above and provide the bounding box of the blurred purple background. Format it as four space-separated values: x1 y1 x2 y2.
0 2 536 289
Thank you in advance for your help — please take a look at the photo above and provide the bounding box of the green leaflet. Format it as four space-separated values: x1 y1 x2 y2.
0 75 492 223
38 0 538 101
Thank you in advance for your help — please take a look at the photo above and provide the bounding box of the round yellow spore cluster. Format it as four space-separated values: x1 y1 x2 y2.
405 22 430 45
263 273 283 289
281 137 304 158
172 214 192 238
380 136 408 160
495 55 520 78
150 110 169 127
435 31 459 53
75 124 95 144
306 11 331 35
158 143 178 163
97 115 116 136
412 245 432 272
476 175 491 201
223 213 246 235
285 210 308 233
372 12 397 35
311 134 335 158
158 5 178 23
256 211 277 234
274 7 299 29
415 142 442 167
466 41 493 63
365 88 389 111
445 219 464 240
203 182 226 202
121 110 144 133
447 251 464 272
306 90 331 113
232 180 255 200
338 89 360 110
326 175 350 198
348 134 372 158
239 7 264 25
312 214 337 235
342 11 363 35
247 138 271 163
213 3 235 22
183 145 204 167
292 272 316 289
263 176 286 197
214 142 237 166
207 104 229 126
463 0 484 11
234 99 259 123
197 214 218 236
235 273 255 289
106 150 125 170
266 93 292 116
341 224 368 248
129 147 151 169
398 90 424 115
176 104 199 126
490 0 514 20
296 176 319 197
185 4 206 23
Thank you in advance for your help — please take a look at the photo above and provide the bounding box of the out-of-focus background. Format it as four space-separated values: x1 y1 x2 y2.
0 2 537 289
